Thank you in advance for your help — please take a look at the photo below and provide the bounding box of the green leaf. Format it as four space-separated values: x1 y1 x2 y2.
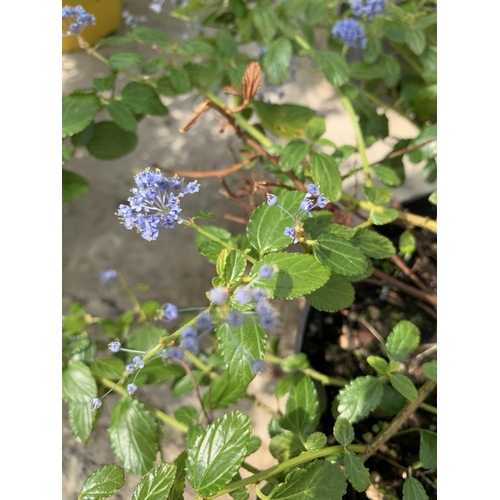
363 37 381 64
107 100 137 132
62 169 89 204
386 320 421 362
310 151 342 202
62 333 90 357
215 316 267 385
170 68 192 94
250 253 331 300
263 37 293 85
192 210 216 220
428 190 437 206
305 0 328 24
247 191 305 254
91 357 125 380
86 121 138 160
127 324 165 356
280 354 310 374
269 433 305 462
367 356 389 375
108 398 159 475
279 140 309 172
62 94 100 138
419 431 437 470
313 51 349 87
174 406 198 427
187 411 252 497
121 82 168 116
376 384 406 416
422 361 437 382
306 432 327 451
216 29 237 58
216 249 246 286
312 233 369 277
141 57 168 75
405 27 426 56
251 6 278 44
68 401 98 444
305 117 326 142
229 0 247 16
96 36 133 48
109 52 144 70
252 101 317 140
350 228 395 259
70 122 95 147
202 370 248 410
343 453 370 492
348 62 385 81
422 159 437 183
133 27 169 47
372 165 402 186
168 452 187 500
390 373 418 401
132 463 177 500
362 186 392 206
247 436 262 455
270 461 347 499
62 144 72 163
180 39 215 56
399 230 417 253
408 124 437 163
337 376 384 423
333 418 354 445
305 273 355 313
79 464 125 500
402 475 429 500
62 360 97 403
381 55 401 88
282 0 307 16
372 209 399 226
280 373 319 437
302 213 333 239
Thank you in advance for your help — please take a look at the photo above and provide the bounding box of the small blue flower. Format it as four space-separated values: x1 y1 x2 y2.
161 303 178 321
108 341 121 353
349 0 385 19
284 226 298 243
251 288 268 302
62 6 96 37
122 10 147 29
226 310 245 328
197 312 214 331
133 356 144 369
149 0 164 13
259 265 275 279
127 383 138 394
234 285 253 305
209 286 228 305
267 194 278 206
181 326 197 339
162 347 184 360
332 19 367 49
98 267 118 286
90 397 102 410
181 336 199 353
307 184 321 196
125 363 135 373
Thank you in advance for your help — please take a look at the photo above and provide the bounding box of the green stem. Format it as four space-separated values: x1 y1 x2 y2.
388 41 427 81
117 272 147 322
205 444 367 499
419 402 437 415
255 484 272 500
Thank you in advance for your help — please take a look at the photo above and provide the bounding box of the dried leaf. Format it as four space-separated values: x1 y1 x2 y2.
180 100 212 132
241 62 261 101
222 86 241 97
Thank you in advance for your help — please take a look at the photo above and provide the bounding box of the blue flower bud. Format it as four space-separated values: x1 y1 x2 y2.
90 398 102 410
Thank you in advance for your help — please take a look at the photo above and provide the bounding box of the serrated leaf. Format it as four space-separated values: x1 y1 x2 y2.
121 82 168 116
247 191 304 254
307 432 327 451
279 140 309 172
313 233 369 277
79 464 125 500
168 452 187 500
333 418 354 445
386 320 421 363
251 6 278 44
108 398 159 475
252 101 317 140
126 324 165 357
107 100 137 132
305 273 355 313
174 406 198 427
71 122 94 147
337 376 384 423
363 37 381 64
313 51 349 87
367 356 388 375
280 353 310 373
310 151 342 202
62 360 97 403
372 165 402 186
349 62 385 81
141 57 168 75
215 316 267 384
270 460 347 499
376 384 406 416
419 431 437 470
269 433 304 463
96 36 133 48
305 116 326 142
250 253 331 300
187 411 251 497
86 121 138 160
372 209 399 226
422 361 437 381
170 67 192 94
390 373 418 401
132 463 176 500
402 475 429 500
343 453 370 492
302 212 333 239
362 186 392 206
263 37 293 85
405 27 426 56
216 29 237 58
216 249 247 286
62 169 89 204
62 94 100 138
68 401 98 444
350 228 395 259
62 333 90 357
202 370 247 410
109 52 144 70
133 27 169 47
91 357 126 381
381 55 401 88
280 373 319 437
195 226 232 263
192 210 216 220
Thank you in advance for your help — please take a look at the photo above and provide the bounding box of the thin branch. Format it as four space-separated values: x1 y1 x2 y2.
371 139 436 166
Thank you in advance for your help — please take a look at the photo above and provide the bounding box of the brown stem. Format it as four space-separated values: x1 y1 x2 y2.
371 139 436 165
178 360 212 424
390 253 430 293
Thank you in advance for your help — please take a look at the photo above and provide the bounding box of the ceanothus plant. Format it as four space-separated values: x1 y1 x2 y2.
62 1 437 499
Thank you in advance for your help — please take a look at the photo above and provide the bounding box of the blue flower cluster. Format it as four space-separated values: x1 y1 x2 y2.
62 5 96 36
267 184 329 243
122 10 147 29
117 168 200 241
331 19 367 49
349 0 386 19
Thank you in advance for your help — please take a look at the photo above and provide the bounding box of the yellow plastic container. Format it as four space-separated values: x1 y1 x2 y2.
62 0 122 52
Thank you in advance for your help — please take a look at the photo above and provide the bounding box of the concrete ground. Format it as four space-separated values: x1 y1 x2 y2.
62 1 436 498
